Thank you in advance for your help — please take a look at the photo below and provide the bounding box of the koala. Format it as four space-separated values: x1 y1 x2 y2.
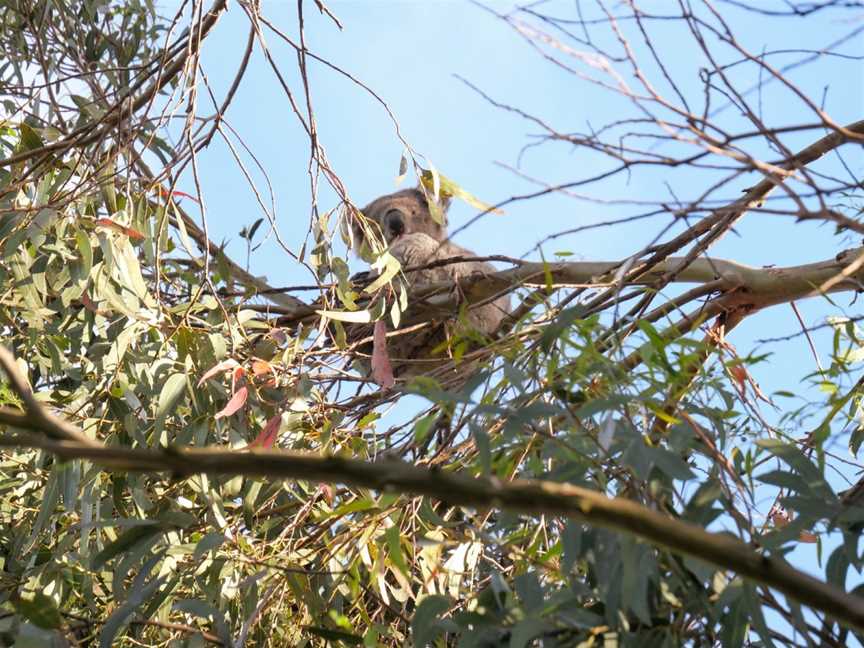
352 188 510 382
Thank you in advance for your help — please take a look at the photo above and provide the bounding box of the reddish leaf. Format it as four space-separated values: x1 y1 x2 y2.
251 359 272 376
269 328 288 345
80 291 107 315
371 320 395 389
154 186 200 204
318 484 334 505
197 359 239 387
248 413 281 449
231 366 246 392
730 365 747 387
169 190 199 203
215 385 248 419
94 218 145 241
798 531 819 544
81 292 97 312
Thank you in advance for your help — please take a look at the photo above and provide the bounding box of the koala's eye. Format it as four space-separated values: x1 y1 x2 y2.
383 208 405 239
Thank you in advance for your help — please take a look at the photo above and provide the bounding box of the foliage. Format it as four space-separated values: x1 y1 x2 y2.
0 1 863 646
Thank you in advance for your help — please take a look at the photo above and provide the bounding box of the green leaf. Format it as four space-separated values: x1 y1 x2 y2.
304 627 363 645
172 599 231 645
514 572 543 612
100 570 166 648
414 414 439 443
100 157 117 212
411 595 451 648
826 545 849 588
73 229 93 282
193 532 225 561
385 524 409 577
24 468 61 552
644 446 696 480
14 592 63 630
18 123 44 152
248 217 265 240
509 618 547 648
156 372 188 419
562 521 582 572
756 439 829 495
91 522 163 570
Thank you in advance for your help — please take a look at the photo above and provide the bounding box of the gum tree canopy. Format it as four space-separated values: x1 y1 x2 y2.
1 1 864 646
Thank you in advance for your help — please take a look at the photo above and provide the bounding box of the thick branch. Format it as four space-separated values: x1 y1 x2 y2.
0 343 860 630
265 247 864 336
0 348 99 447
357 247 864 326
0 433 861 632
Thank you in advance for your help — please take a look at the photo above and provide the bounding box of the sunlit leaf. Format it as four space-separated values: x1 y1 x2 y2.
156 373 188 419
317 309 372 323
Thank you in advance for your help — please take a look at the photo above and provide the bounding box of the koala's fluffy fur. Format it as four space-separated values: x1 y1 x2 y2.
353 188 510 381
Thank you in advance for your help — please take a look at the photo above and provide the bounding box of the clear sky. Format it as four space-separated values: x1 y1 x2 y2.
165 0 863 610
183 0 863 422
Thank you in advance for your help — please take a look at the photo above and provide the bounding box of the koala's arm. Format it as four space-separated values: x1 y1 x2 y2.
388 233 448 280
389 234 510 336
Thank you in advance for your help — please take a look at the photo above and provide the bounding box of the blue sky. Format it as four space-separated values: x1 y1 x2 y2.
184 1 863 403
167 0 863 609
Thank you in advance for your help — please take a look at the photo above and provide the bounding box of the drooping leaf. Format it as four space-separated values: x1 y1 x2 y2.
248 413 282 449
197 358 239 387
156 373 188 419
214 385 248 419
371 321 395 389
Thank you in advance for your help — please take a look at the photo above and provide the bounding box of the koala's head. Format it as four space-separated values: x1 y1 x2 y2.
353 188 450 252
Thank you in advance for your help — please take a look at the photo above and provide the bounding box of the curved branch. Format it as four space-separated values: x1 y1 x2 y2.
0 342 860 631
264 247 864 337
0 433 860 632
0 348 99 447
363 246 864 326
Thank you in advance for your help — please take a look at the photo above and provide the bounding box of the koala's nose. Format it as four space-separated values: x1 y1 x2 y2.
384 209 405 239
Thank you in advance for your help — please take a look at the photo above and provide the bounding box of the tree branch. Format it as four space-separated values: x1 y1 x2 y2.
0 0 229 169
274 246 864 326
0 348 100 448
0 433 860 632
0 341 861 630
